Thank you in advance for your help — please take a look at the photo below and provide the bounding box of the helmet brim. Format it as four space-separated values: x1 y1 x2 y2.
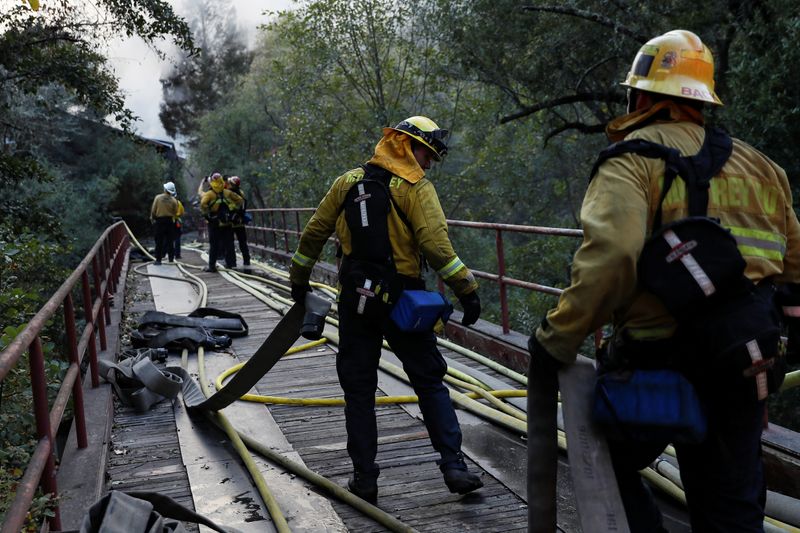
383 127 445 161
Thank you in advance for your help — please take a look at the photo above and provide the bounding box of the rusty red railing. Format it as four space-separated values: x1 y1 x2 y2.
247 208 584 333
0 222 129 533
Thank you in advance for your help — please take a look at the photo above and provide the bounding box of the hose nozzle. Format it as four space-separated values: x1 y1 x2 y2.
300 291 331 340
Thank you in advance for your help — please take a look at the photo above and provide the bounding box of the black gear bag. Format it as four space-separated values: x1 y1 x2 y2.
337 164 407 317
591 127 784 400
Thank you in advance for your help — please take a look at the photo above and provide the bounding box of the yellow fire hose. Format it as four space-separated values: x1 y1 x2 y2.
126 225 800 531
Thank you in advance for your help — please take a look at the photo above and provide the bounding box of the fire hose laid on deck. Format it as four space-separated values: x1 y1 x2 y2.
119 223 800 532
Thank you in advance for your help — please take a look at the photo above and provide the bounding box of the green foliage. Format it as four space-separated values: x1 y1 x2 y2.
0 229 70 526
769 368 800 432
0 1 194 525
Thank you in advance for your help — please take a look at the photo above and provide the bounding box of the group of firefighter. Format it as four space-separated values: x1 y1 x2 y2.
197 173 251 272
150 173 252 272
159 30 795 532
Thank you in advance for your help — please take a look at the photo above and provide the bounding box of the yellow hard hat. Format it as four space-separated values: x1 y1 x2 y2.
383 116 449 161
621 30 722 106
210 174 225 193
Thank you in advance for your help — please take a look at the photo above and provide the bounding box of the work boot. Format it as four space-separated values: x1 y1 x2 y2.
347 464 379 504
154 260 162 266
202 266 217 273
441 454 483 495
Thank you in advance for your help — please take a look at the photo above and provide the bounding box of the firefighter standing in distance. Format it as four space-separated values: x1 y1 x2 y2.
227 176 251 267
150 181 179 265
200 173 243 272
528 30 800 532
289 116 483 504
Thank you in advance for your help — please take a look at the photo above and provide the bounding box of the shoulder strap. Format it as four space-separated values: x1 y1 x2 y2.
681 126 733 218
361 163 414 231
589 126 732 231
336 164 413 232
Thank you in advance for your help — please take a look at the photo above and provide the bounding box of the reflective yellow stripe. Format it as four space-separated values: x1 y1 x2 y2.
726 225 786 261
727 226 786 245
292 251 315 268
625 325 677 341
737 245 784 261
438 256 466 279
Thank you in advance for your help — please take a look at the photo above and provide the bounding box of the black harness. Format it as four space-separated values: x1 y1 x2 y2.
591 126 784 400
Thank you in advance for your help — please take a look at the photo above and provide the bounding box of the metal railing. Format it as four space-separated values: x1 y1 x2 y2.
0 222 129 533
247 208 584 333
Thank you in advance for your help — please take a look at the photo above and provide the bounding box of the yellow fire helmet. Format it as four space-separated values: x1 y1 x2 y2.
621 30 723 106
383 116 449 161
210 174 225 193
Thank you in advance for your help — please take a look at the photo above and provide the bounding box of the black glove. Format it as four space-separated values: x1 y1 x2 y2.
291 283 311 303
528 321 562 374
458 291 481 326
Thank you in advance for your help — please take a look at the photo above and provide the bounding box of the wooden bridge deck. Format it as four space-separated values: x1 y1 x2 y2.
108 250 531 531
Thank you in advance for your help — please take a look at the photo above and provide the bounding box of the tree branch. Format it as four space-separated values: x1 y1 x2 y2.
521 5 649 43
544 121 607 144
499 92 617 123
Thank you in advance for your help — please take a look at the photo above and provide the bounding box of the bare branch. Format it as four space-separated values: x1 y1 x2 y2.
499 92 617 123
521 5 649 43
575 55 617 91
544 121 607 145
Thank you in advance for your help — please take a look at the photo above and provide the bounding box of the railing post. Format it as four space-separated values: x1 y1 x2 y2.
63 294 88 448
295 210 302 250
29 337 62 530
261 211 267 250
273 211 279 250
281 211 290 252
81 271 100 387
91 257 108 350
100 245 112 325
496 229 510 334
103 238 115 297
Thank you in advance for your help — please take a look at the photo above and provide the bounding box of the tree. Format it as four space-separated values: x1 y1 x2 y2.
159 0 254 144
0 0 194 235
428 0 800 178
0 1 194 523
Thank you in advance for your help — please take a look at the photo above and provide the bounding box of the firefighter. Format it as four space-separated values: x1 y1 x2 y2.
227 176 251 267
150 181 179 265
289 116 483 503
527 30 800 532
200 173 243 272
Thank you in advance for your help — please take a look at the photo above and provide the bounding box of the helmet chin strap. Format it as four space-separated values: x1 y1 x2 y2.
626 88 640 114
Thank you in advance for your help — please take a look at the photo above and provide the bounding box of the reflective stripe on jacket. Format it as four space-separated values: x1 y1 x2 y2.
289 166 477 297
537 117 800 364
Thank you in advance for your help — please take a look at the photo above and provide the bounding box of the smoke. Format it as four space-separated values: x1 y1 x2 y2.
107 0 293 149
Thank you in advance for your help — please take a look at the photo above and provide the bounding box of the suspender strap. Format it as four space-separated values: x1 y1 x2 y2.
589 127 732 232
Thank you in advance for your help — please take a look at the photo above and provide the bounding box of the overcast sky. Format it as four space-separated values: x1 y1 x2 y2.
106 0 294 150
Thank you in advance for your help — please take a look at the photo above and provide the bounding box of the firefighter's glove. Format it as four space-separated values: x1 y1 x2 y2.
291 283 311 304
528 324 562 374
458 291 481 326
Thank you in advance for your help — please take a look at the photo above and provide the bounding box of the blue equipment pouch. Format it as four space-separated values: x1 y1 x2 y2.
390 290 453 332
592 369 707 444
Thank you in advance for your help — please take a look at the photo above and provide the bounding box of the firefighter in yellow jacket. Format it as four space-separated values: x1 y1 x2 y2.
289 116 483 503
528 30 800 532
200 173 243 272
150 181 179 265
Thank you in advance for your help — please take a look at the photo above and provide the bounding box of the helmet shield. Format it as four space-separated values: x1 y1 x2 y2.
383 116 449 161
